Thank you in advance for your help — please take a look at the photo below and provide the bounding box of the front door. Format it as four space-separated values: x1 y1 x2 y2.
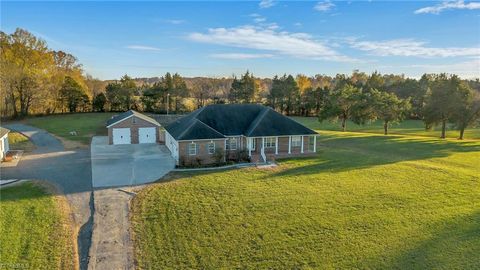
248 137 256 151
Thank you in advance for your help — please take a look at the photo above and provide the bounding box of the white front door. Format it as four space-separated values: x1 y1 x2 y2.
113 128 131 145
139 127 156 144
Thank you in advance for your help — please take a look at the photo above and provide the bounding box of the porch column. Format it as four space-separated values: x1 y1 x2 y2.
224 139 227 162
301 136 304 153
248 138 252 157
288 136 291 154
275 137 278 155
313 135 317 152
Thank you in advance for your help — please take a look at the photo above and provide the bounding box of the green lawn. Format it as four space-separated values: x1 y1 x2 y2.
292 117 480 140
8 132 35 151
26 113 115 145
131 131 480 269
25 113 480 144
0 182 76 270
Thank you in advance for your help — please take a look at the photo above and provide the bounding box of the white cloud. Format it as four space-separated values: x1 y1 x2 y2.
259 0 275 9
249 14 279 29
210 53 274 59
188 25 356 62
164 19 186 24
126 45 162 51
314 0 335 12
414 0 480 14
349 39 480 58
250 13 267 23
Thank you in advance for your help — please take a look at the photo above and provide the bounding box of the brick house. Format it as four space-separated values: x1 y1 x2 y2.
106 110 162 145
164 104 319 165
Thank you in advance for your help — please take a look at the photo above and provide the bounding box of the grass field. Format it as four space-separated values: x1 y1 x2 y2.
23 113 480 145
8 132 35 151
26 113 115 145
0 182 76 270
292 117 480 140
131 131 480 269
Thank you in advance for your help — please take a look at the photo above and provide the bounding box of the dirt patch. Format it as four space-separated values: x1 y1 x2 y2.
52 134 88 150
88 186 145 270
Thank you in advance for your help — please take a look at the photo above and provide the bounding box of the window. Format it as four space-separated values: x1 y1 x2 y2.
291 136 301 147
226 138 237 150
308 136 316 152
132 117 136 124
188 143 197 155
207 141 215 154
265 137 276 148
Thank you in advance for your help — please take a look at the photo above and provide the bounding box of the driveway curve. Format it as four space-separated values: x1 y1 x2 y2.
1 123 93 270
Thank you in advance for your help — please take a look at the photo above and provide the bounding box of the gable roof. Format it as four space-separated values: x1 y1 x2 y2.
246 109 317 137
0 127 10 138
165 104 317 141
106 110 160 128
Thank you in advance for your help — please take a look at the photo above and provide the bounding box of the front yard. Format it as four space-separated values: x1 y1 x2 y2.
131 131 480 269
0 182 76 270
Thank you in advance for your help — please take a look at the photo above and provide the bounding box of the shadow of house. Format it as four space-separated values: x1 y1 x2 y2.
363 211 480 269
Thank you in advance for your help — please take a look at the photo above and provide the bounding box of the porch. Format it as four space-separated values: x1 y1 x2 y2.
245 135 318 163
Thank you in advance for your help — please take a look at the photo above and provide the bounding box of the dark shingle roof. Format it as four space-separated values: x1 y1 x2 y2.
165 104 317 141
106 110 160 127
0 127 10 138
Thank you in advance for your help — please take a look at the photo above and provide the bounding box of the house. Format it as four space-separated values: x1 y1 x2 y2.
164 104 319 165
106 110 162 145
0 127 10 161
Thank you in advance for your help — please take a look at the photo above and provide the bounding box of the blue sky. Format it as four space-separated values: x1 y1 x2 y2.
2 1 479 79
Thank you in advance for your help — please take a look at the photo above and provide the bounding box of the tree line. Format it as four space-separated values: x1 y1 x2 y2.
2 28 480 139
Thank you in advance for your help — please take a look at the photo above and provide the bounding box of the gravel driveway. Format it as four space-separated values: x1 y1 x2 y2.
1 123 93 270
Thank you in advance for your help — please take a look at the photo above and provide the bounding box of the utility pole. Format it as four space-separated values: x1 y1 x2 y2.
167 93 170 115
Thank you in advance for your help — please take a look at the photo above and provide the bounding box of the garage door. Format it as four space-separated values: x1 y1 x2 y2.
139 127 156 144
112 128 131 145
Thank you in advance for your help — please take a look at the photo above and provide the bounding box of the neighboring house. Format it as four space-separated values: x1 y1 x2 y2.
106 110 162 145
0 127 10 161
165 104 319 165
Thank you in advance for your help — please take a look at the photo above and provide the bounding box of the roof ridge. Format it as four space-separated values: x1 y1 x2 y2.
132 110 161 126
192 106 207 118
177 118 199 140
195 118 225 138
245 107 271 136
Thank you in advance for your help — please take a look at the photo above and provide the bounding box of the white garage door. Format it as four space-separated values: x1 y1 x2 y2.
112 128 131 145
139 127 156 144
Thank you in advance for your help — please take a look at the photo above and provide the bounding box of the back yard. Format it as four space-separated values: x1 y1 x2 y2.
131 130 480 269
25 113 116 145
292 117 480 140
0 182 76 270
22 113 480 145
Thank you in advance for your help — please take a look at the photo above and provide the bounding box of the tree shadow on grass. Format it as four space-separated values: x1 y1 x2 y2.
269 134 480 178
366 211 480 269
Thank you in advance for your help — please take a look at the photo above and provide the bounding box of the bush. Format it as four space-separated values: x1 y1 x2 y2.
235 149 250 162
213 147 225 165
195 157 202 167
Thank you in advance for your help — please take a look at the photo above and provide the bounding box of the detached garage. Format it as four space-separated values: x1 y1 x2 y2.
107 110 161 145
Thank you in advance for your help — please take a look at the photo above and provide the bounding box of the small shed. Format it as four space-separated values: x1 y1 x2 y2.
0 127 10 161
106 110 161 145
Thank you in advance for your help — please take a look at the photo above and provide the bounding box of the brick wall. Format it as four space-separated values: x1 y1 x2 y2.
176 135 320 165
178 139 226 165
108 116 160 144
